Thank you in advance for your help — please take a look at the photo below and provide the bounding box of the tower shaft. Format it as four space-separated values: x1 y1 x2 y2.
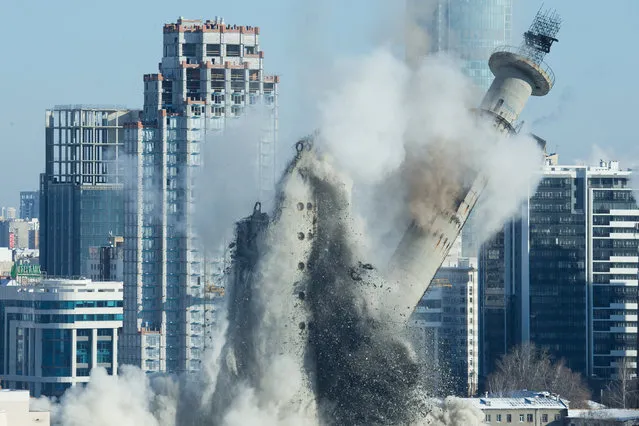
387 10 561 317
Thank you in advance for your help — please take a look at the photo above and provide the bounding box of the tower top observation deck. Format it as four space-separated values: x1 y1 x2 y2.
480 8 561 126
489 8 562 96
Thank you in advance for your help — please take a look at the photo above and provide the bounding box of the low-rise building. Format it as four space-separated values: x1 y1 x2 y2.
0 279 123 397
463 392 569 425
567 409 639 425
0 389 50 426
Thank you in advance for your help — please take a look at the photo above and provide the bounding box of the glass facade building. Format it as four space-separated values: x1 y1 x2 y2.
480 160 639 382
120 18 278 374
406 0 513 91
40 106 140 278
0 279 123 397
527 173 588 373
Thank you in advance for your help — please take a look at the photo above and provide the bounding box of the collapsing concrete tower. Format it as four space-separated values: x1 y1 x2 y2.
388 9 562 315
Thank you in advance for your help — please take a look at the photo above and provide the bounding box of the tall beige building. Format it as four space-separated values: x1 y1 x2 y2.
121 17 279 374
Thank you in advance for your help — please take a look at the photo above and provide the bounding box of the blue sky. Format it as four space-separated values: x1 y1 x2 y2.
0 0 637 207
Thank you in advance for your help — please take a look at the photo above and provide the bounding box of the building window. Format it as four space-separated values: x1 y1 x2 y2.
496 414 502 422
554 414 560 421
41 329 72 377
486 414 491 422
97 341 113 364
541 414 548 422
520 414 524 422
226 44 241 57
206 44 221 56
182 43 196 57
527 414 533 422
506 414 512 422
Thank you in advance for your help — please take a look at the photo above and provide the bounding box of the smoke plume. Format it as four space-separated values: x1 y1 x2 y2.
195 106 276 254
317 49 542 262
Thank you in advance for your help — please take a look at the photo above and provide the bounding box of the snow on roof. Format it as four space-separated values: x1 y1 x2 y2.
585 400 607 410
568 409 639 421
463 393 568 410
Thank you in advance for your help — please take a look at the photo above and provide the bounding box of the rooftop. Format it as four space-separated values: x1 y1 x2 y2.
51 104 130 111
543 159 631 175
163 17 260 35
0 389 29 402
463 392 569 410
0 278 123 294
568 409 639 421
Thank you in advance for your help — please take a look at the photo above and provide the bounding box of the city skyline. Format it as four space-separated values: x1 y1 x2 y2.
0 2 638 423
1 1 639 207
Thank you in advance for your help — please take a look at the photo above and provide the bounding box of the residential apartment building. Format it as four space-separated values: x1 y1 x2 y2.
480 159 639 383
0 279 123 397
465 392 568 425
40 106 140 278
19 192 39 221
121 17 278 373
411 252 479 396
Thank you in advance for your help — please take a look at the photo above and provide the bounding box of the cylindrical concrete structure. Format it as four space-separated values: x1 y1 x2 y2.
386 46 555 318
480 46 555 124
481 74 533 124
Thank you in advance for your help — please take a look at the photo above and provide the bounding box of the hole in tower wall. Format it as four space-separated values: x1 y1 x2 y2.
297 202 304 211
298 262 305 271
298 232 305 240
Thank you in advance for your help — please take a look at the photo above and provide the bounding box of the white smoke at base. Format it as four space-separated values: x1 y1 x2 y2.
424 397 486 426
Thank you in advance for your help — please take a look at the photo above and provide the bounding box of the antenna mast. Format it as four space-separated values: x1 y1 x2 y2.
520 8 562 64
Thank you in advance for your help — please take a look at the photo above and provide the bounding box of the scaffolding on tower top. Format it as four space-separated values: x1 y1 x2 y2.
520 8 562 64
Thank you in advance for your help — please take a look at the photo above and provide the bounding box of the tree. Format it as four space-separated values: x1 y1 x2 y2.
487 343 592 408
602 357 639 409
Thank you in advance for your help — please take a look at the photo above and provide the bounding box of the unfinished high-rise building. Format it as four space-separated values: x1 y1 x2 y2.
120 17 279 373
40 106 140 278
